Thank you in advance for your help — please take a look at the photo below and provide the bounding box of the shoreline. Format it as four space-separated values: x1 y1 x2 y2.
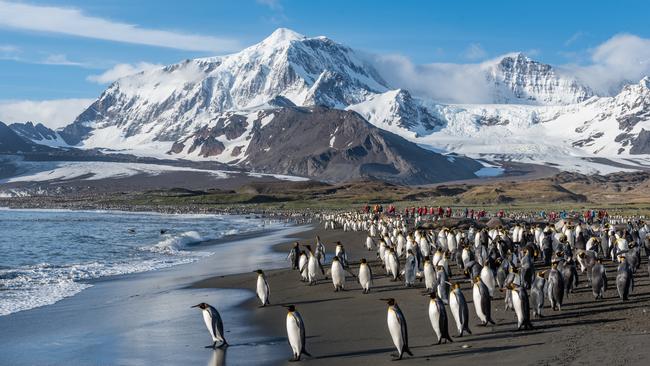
0 220 314 366
196 224 650 366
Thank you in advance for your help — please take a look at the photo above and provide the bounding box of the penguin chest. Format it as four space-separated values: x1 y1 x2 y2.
359 266 371 287
473 285 486 321
332 263 344 285
286 314 302 354
308 257 318 274
428 302 441 337
256 277 268 302
202 311 217 340
424 265 435 288
387 309 403 350
450 293 462 330
512 290 524 324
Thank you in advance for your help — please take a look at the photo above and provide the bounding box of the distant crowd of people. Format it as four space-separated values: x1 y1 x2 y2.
363 204 611 223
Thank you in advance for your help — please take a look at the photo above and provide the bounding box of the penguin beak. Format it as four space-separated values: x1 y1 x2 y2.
191 304 200 308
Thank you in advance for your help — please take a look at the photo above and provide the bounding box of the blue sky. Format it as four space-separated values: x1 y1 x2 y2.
1 0 650 126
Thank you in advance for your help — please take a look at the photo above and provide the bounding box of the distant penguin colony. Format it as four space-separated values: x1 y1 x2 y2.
191 210 649 361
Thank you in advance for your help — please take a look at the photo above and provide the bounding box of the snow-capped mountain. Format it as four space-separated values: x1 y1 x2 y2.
50 28 650 180
60 28 387 146
9 122 69 148
482 53 593 105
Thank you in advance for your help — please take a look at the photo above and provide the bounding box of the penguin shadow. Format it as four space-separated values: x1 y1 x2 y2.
373 284 423 293
411 342 545 360
313 347 395 360
459 329 550 343
531 317 622 330
284 296 353 306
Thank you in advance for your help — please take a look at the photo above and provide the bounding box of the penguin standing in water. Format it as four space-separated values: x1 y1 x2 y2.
449 283 472 337
509 284 533 330
358 258 373 294
191 303 228 349
616 255 634 301
591 258 607 299
285 305 311 362
547 262 565 311
426 292 453 344
381 298 413 360
530 271 546 318
472 276 495 326
254 269 270 307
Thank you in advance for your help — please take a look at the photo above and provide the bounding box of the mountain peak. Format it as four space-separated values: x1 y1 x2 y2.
261 28 305 46
640 76 650 89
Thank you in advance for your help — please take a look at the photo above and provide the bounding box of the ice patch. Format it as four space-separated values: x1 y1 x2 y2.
475 166 505 177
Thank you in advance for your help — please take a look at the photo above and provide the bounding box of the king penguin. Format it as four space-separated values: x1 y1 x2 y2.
530 271 546 318
616 255 633 301
509 284 533 330
547 262 564 311
404 249 417 287
426 292 453 344
591 258 607 300
191 302 228 348
285 305 311 362
254 269 270 307
358 258 373 294
472 276 495 326
449 283 472 337
381 298 413 360
423 256 437 293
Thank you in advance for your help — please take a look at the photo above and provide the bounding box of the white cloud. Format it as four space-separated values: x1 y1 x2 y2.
42 54 85 66
0 1 240 53
370 33 650 103
0 99 94 129
371 53 493 104
562 33 650 94
463 43 487 60
87 62 163 84
0 44 18 53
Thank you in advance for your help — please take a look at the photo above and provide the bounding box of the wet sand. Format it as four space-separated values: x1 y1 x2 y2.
194 225 650 366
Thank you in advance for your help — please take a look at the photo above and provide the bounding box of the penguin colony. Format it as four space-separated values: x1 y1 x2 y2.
193 213 650 361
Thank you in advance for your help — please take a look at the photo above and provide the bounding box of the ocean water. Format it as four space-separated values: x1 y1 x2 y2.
0 208 274 316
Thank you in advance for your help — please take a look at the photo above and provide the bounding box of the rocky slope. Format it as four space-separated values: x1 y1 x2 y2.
238 106 481 184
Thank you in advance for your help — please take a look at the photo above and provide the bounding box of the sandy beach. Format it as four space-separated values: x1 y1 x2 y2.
196 224 650 366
